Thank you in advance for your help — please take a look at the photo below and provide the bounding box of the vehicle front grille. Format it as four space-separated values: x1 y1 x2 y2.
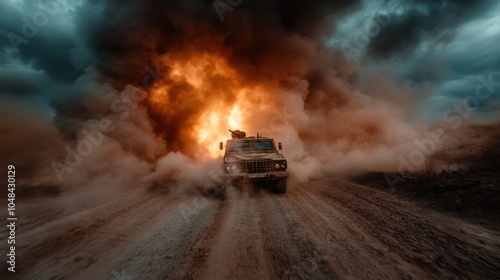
240 160 274 173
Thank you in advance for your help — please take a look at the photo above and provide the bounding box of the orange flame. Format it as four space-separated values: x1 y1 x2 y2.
147 52 269 160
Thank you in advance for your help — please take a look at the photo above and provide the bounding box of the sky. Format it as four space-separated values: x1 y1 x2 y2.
329 0 500 120
1 0 500 184
1 0 499 120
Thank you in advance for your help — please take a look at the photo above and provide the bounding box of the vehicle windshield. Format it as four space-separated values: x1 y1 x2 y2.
227 141 251 152
252 140 275 150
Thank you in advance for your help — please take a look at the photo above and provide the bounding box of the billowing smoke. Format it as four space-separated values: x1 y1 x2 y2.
0 101 65 185
3 0 431 192
89 1 421 179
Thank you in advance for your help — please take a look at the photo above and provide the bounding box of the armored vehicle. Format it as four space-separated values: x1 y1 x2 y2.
220 130 288 193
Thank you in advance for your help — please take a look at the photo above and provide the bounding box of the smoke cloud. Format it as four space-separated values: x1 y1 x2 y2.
2 0 434 193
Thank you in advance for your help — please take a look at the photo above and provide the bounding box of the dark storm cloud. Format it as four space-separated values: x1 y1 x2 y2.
0 0 498 188
402 4 499 110
87 0 361 87
0 0 106 116
0 1 84 82
349 0 500 116
16 36 81 82
447 36 500 77
0 67 44 96
67 0 364 154
366 0 495 59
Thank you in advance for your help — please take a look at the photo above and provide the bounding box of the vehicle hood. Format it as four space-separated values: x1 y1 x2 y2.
225 153 285 161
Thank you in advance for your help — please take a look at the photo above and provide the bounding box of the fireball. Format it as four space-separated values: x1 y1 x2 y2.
145 52 268 160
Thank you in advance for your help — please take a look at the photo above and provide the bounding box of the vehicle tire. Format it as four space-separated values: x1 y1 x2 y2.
273 179 287 193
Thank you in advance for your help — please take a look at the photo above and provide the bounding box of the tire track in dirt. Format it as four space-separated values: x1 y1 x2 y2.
2 195 170 279
334 180 500 251
33 194 185 280
102 196 223 280
2 179 500 280
257 194 338 280
0 192 159 279
177 198 228 280
13 190 145 235
201 194 271 280
13 189 146 236
286 188 427 279
319 180 500 279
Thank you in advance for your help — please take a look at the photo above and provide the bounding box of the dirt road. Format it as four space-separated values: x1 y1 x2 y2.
2 179 500 279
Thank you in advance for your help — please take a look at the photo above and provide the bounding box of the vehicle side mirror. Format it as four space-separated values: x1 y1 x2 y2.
278 142 282 151
219 142 224 150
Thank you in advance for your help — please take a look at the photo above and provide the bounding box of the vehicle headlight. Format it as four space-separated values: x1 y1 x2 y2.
225 163 239 173
274 161 287 170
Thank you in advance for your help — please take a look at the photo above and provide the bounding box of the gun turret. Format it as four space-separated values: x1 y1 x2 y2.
229 129 246 139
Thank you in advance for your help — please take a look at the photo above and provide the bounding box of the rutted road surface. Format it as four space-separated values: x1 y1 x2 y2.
2 179 500 279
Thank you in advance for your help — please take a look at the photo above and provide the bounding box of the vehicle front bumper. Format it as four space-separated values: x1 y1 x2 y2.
224 171 288 181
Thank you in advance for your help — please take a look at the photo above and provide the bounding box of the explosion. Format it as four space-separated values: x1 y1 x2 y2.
146 52 259 160
82 0 424 183
1 0 427 188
